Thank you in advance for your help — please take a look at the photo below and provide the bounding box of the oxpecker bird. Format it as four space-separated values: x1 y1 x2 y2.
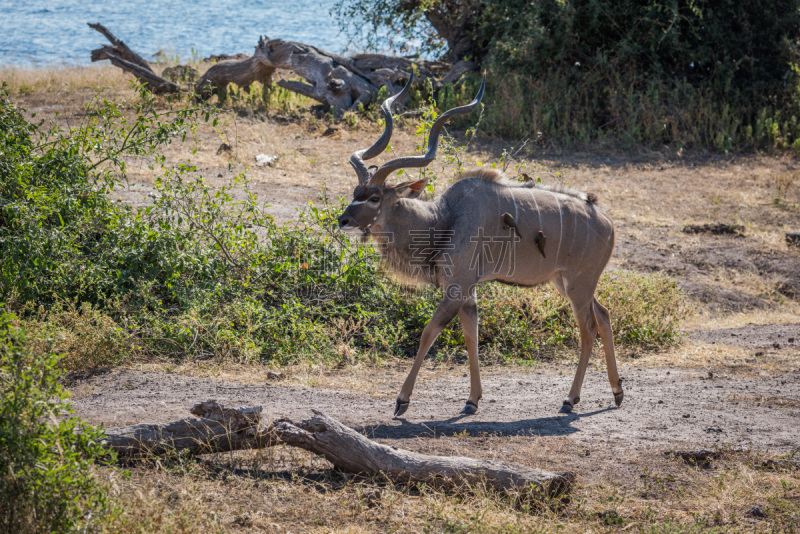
501 213 522 238
535 230 547 258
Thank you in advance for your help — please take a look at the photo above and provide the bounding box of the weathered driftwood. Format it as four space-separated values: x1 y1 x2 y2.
88 23 152 72
102 400 269 455
102 400 571 499
89 23 179 95
88 24 478 112
195 55 275 100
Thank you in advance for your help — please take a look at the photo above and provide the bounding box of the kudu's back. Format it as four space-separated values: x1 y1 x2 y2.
434 174 615 290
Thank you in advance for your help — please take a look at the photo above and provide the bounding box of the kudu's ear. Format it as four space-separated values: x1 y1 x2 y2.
396 178 428 199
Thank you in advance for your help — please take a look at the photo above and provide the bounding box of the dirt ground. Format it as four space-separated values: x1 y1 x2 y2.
67 356 800 529
72 363 800 452
5 68 800 530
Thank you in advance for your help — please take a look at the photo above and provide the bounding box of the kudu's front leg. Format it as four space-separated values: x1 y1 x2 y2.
395 296 462 417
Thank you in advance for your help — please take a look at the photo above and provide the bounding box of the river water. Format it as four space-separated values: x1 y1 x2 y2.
0 0 353 67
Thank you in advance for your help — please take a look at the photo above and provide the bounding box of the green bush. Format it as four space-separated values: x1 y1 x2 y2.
477 0 800 149
336 0 800 150
0 83 222 308
0 311 113 533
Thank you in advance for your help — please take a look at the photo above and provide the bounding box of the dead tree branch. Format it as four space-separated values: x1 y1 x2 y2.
88 23 179 94
87 24 478 112
88 23 153 72
101 400 571 500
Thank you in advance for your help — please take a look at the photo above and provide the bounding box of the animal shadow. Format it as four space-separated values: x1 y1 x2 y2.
356 406 615 440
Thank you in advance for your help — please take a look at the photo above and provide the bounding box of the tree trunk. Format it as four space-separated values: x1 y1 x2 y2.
88 24 478 113
101 400 572 501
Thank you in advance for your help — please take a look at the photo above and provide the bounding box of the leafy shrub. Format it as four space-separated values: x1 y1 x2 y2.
596 270 688 348
336 0 800 150
0 83 221 307
0 311 113 533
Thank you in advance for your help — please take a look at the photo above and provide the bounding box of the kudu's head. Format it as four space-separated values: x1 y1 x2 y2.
337 73 485 235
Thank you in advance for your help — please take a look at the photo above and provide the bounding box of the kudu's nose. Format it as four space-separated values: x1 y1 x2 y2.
337 213 350 228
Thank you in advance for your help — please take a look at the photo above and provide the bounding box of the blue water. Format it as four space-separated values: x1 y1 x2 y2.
0 0 353 67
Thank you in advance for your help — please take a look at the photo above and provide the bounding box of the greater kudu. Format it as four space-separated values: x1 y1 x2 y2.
337 75 623 416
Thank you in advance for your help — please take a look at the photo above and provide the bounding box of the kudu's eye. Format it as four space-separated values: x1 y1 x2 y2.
369 195 380 203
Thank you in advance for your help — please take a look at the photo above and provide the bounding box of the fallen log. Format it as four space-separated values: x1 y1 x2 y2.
88 24 478 112
195 55 275 100
102 400 269 455
102 400 572 500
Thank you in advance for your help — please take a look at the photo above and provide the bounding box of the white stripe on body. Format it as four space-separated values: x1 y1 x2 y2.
529 188 542 228
553 193 563 264
581 212 590 262
510 188 518 221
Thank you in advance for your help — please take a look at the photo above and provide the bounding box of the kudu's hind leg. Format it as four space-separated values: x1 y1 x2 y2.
395 296 462 417
560 297 599 413
458 299 482 414
593 299 624 406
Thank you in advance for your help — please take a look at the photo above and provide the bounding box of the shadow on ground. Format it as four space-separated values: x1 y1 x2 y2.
358 407 616 440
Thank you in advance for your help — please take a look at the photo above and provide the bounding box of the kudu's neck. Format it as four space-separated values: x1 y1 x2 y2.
370 197 450 285
373 197 447 239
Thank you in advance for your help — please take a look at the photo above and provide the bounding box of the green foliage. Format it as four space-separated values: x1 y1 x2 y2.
479 0 799 97
0 311 113 533
222 80 311 114
336 0 800 150
333 0 448 57
596 271 689 348
467 270 687 360
0 82 218 306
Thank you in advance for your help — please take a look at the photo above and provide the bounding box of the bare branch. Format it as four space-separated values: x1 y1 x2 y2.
101 400 573 501
87 24 479 111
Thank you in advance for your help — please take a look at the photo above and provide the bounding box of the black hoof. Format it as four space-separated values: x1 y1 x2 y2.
614 390 624 407
559 400 574 413
460 401 478 415
394 399 409 417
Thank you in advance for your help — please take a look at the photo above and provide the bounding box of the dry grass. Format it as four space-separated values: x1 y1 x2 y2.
95 440 800 532
0 64 132 96
6 65 797 245
682 307 800 332
641 343 799 375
